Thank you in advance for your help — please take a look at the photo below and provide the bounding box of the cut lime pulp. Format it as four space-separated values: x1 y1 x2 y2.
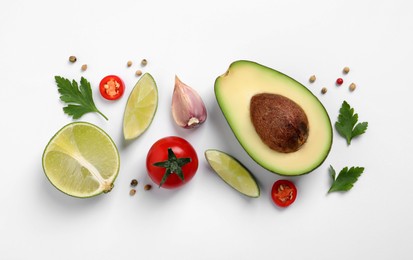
42 122 120 198
123 73 158 140
205 149 260 198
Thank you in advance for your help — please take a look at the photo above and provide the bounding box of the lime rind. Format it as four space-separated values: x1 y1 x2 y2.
205 149 260 198
123 73 158 140
42 122 120 198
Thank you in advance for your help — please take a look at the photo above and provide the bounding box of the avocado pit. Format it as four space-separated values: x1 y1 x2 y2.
250 93 309 153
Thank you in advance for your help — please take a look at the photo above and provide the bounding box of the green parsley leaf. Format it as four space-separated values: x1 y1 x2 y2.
328 165 364 193
54 76 108 120
335 101 368 145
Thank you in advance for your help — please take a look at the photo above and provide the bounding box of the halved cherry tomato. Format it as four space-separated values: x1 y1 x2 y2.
271 180 297 207
146 136 198 189
99 75 125 100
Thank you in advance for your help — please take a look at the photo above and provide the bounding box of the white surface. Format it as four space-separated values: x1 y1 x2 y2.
1 0 412 259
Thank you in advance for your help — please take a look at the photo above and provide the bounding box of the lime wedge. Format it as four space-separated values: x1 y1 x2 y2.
42 122 120 198
123 73 158 140
205 149 260 198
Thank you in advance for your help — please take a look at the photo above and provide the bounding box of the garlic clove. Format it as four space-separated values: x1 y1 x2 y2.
172 76 207 129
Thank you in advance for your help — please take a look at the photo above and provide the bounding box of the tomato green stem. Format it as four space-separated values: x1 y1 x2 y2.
153 148 191 187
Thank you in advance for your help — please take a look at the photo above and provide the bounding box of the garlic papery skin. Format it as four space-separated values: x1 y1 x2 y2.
172 76 207 129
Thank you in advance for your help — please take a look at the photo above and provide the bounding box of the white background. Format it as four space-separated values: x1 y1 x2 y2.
1 0 412 259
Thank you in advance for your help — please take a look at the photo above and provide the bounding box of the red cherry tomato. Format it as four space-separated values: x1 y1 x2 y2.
99 75 125 100
146 136 198 189
271 180 297 207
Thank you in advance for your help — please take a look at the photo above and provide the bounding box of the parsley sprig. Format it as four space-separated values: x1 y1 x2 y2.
54 76 108 120
328 165 364 193
335 101 368 145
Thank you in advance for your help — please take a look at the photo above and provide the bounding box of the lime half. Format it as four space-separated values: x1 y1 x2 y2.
42 122 120 198
123 73 158 140
205 149 260 198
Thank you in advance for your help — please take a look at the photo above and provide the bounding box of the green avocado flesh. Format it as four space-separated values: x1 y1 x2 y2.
214 60 333 176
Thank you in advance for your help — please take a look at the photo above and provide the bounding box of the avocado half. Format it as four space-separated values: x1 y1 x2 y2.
214 60 333 176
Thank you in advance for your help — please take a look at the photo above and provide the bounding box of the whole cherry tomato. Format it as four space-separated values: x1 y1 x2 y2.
271 180 297 207
146 136 198 189
99 75 125 100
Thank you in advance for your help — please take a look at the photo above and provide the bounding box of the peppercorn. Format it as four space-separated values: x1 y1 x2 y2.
349 83 356 92
343 66 350 74
130 179 138 187
135 70 142 76
336 78 343 85
129 189 136 196
144 184 152 191
309 75 316 83
321 87 327 94
69 56 77 63
127 60 133 67
81 64 87 71
141 59 148 66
